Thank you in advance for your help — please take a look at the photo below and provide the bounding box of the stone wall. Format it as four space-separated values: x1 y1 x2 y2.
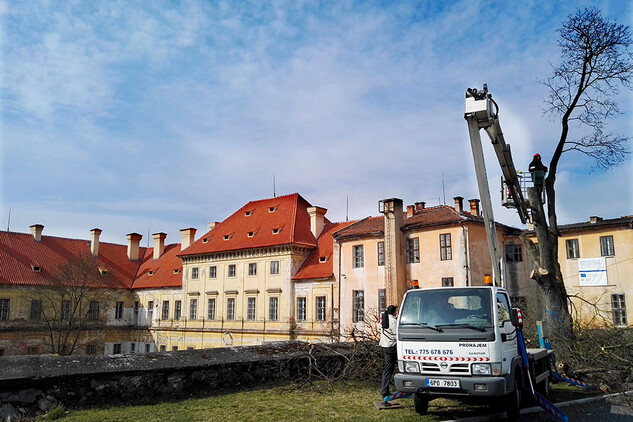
0 341 362 420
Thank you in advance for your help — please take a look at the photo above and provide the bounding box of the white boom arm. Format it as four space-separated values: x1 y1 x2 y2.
463 85 530 287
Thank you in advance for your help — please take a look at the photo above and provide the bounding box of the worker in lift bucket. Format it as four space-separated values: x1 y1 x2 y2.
379 305 398 399
529 153 548 188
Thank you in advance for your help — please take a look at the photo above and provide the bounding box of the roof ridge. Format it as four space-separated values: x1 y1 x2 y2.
246 192 299 206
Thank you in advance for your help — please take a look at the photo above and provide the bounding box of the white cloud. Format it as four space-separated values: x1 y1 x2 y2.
1 0 631 245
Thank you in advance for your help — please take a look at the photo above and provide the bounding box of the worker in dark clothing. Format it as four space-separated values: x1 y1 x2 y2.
529 153 548 187
379 305 398 399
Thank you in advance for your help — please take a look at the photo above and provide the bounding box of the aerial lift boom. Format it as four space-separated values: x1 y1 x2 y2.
464 85 530 287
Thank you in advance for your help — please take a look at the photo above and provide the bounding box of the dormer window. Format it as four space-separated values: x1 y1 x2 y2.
319 256 328 263
247 231 257 238
245 210 253 216
173 269 180 274
268 206 277 213
99 268 109 276
202 238 209 243
30 264 41 272
148 270 155 276
272 227 282 235
223 233 233 241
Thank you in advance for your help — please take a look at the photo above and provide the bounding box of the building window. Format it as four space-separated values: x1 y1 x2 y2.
162 301 170 320
226 298 235 320
113 344 122 355
296 297 306 321
115 301 124 320
248 263 257 276
378 289 386 314
131 343 136 353
207 298 215 320
27 347 39 355
160 345 166 352
269 297 279 321
0 299 9 320
30 300 42 320
316 296 326 321
566 239 579 259
86 344 97 355
209 266 217 278
189 299 197 320
145 344 151 353
406 238 420 263
228 264 236 277
270 260 280 275
147 301 154 324
600 236 615 256
612 294 627 326
440 234 452 261
353 245 364 268
61 300 71 321
174 300 182 320
377 242 385 266
247 297 256 321
191 267 199 279
88 301 99 320
442 277 454 287
504 244 522 262
352 290 364 323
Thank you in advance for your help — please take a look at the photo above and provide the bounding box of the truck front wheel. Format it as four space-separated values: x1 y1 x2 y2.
413 393 429 415
504 379 521 420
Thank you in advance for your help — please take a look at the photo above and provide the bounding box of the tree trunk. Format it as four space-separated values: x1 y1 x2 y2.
522 187 574 340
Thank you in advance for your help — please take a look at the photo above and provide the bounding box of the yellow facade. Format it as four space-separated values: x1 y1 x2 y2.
557 218 633 327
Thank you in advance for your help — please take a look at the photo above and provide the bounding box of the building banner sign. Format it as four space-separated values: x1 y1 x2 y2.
578 258 607 286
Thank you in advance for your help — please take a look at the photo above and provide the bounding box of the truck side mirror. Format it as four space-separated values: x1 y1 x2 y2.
510 307 523 327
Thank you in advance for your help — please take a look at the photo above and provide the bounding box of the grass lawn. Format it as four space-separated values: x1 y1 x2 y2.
54 381 600 422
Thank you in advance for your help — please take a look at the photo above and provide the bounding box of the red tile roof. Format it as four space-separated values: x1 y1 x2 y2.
332 216 384 239
179 193 320 257
0 231 146 289
293 221 357 281
132 244 184 289
333 206 487 239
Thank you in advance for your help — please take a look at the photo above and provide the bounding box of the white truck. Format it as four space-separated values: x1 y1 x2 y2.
393 285 551 419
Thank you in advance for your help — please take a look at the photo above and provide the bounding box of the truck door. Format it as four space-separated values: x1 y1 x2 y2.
496 292 516 374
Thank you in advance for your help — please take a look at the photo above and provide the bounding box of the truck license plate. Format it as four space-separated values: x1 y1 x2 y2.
426 378 460 389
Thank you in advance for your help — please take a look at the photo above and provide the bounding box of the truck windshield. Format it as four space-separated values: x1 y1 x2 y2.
399 288 493 329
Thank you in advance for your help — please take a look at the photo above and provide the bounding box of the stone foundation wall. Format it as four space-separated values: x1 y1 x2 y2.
0 341 361 419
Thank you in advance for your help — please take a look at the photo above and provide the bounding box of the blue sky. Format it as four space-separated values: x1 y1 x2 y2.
1 0 632 245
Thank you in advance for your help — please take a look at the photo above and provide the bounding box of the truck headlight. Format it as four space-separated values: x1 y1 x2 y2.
472 363 491 375
404 361 420 373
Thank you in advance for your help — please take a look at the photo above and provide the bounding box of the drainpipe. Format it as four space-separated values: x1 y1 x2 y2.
462 223 471 286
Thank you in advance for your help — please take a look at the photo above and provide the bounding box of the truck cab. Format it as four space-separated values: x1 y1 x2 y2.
394 285 524 416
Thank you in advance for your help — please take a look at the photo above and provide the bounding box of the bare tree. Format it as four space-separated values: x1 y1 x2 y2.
520 8 632 338
27 253 115 355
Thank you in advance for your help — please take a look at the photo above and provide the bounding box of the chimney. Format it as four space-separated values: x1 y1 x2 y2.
30 224 44 241
126 233 142 261
453 196 464 213
152 232 167 259
589 216 603 224
307 207 327 238
469 199 480 217
208 221 219 231
406 205 415 218
414 202 426 213
380 198 407 308
180 228 197 251
90 228 102 257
